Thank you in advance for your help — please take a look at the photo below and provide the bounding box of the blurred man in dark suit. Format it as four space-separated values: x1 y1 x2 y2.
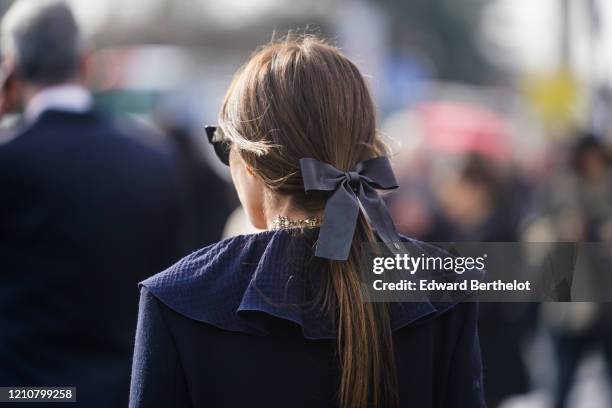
0 1 189 406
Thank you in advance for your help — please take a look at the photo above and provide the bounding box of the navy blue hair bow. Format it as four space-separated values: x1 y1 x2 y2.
299 156 402 260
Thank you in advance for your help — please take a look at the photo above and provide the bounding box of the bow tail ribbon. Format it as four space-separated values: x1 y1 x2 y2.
315 183 360 260
358 184 402 256
316 182 401 260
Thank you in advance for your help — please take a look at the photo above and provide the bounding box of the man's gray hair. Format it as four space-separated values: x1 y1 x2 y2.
1 0 83 85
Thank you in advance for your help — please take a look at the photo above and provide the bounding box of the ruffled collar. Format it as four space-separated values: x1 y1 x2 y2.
141 229 470 340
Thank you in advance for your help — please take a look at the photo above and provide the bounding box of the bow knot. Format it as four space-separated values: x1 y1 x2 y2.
299 157 401 260
344 171 361 189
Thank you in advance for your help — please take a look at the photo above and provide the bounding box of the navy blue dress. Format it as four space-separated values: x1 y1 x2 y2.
129 229 485 407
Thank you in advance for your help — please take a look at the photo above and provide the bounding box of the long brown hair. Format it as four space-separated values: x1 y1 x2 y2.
220 35 399 408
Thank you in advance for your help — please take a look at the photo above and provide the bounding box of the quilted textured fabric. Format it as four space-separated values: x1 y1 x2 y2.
141 229 470 340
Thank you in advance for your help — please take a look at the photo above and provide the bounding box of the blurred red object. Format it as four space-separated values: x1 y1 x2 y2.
415 101 511 161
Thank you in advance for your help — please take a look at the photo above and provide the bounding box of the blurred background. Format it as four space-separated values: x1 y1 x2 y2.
1 0 611 406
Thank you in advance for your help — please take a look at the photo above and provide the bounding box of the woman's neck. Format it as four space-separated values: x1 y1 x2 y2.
262 194 322 229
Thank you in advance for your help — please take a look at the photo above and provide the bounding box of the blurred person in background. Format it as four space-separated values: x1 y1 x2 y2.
535 133 612 408
0 1 191 406
436 154 520 242
437 154 536 407
568 135 612 242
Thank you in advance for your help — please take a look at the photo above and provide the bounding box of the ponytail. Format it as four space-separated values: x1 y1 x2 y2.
320 216 399 408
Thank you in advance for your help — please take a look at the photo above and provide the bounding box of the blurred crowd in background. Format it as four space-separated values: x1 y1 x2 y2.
1 0 612 407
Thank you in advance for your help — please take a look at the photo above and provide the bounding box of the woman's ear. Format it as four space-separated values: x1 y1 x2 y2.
229 150 267 229
245 164 256 177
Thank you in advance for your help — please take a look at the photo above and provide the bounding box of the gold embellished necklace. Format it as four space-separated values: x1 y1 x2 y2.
270 215 322 230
